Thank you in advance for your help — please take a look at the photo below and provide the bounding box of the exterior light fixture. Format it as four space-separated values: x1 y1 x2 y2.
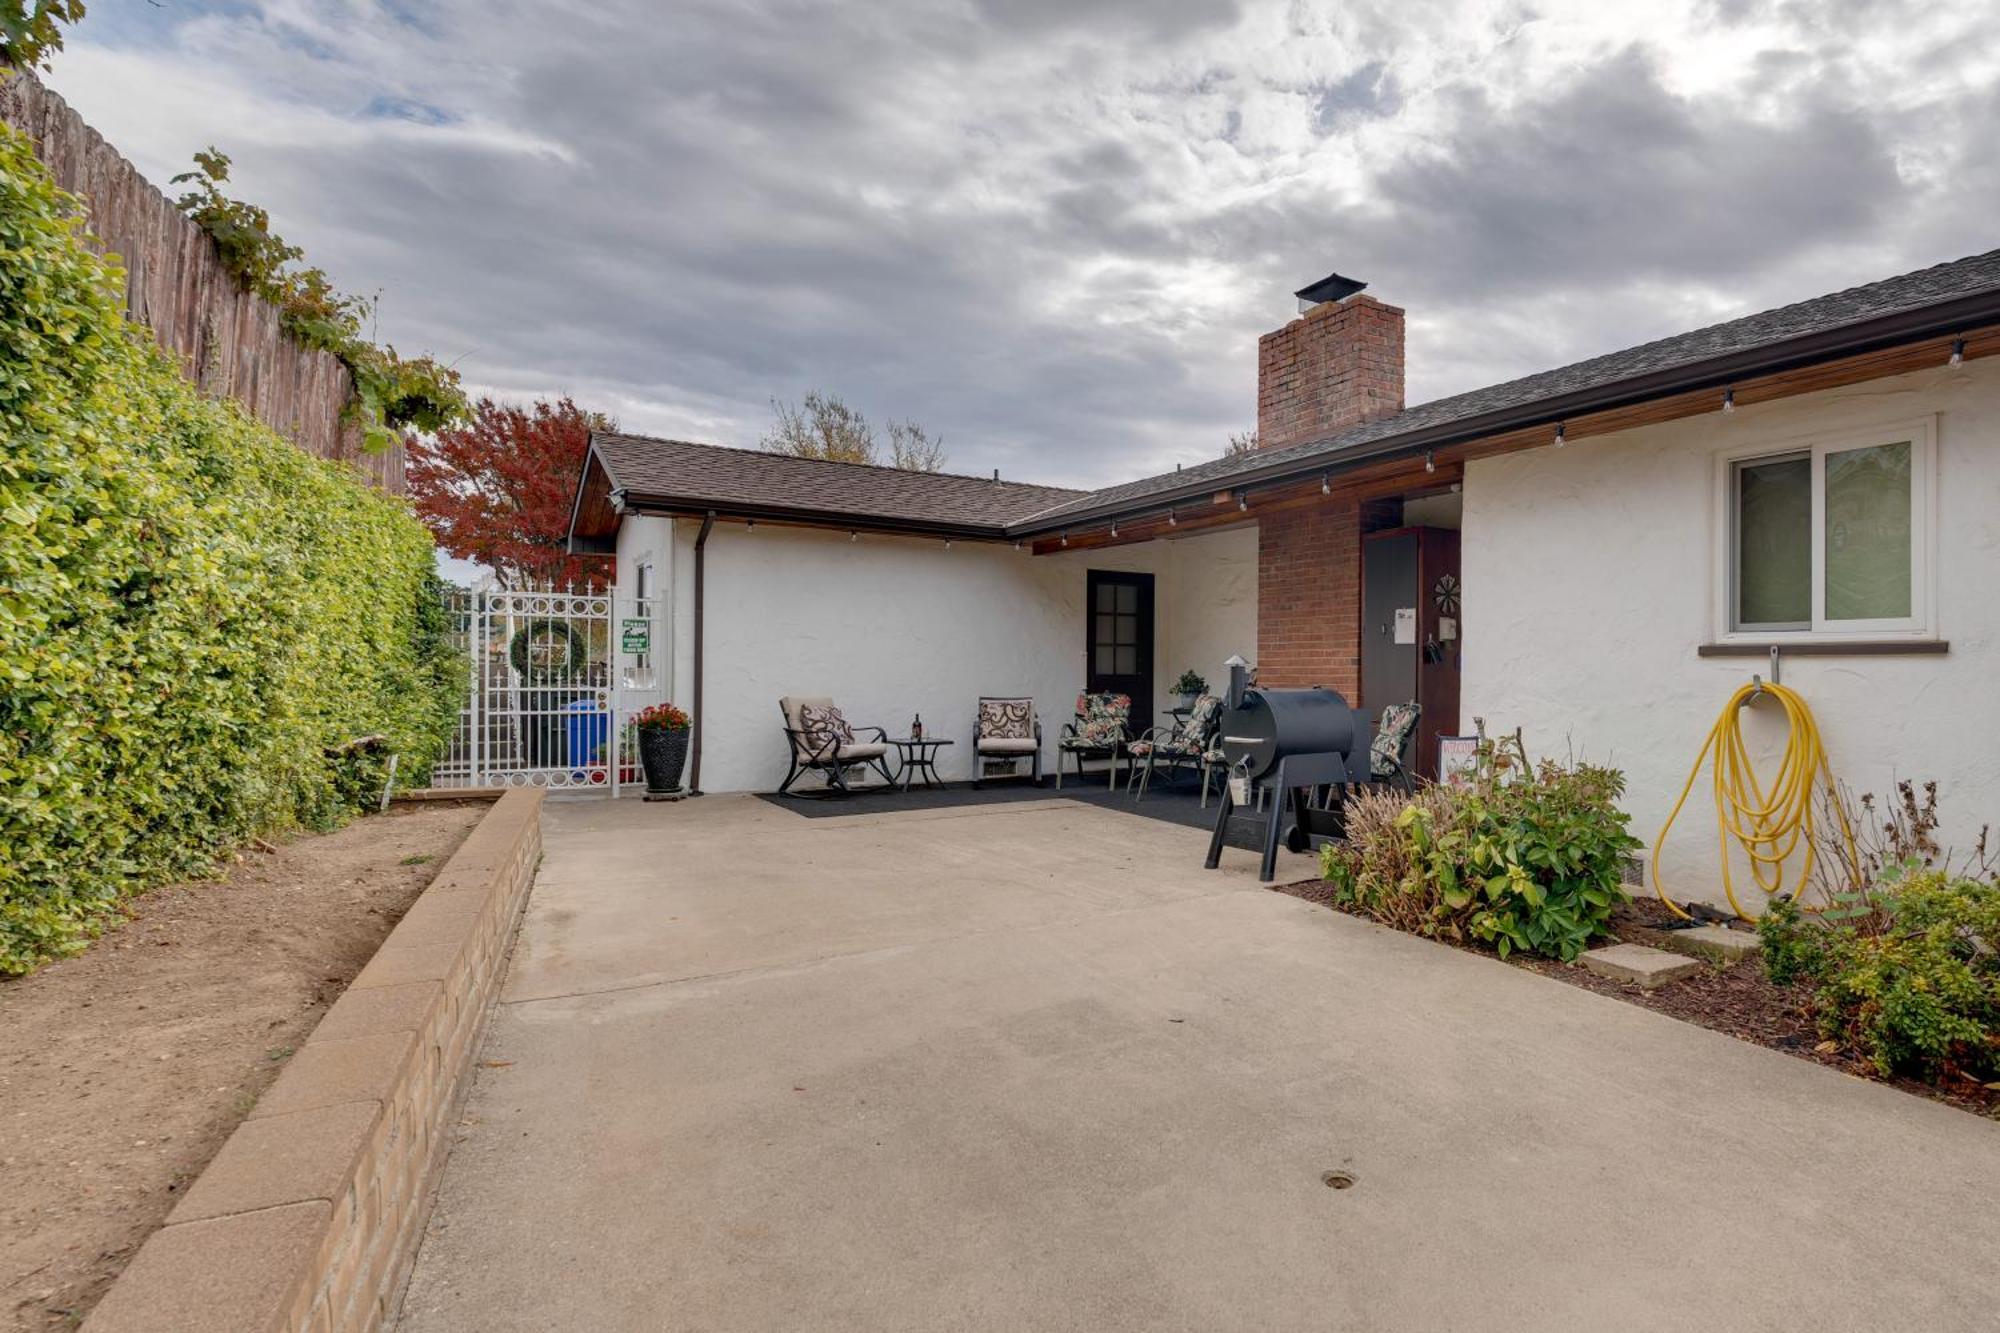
1554 422 1567 448
1424 450 1436 474
1950 337 1966 369
1722 388 1736 415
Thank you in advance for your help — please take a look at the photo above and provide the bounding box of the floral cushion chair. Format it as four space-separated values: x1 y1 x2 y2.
1127 693 1222 801
776 696 894 796
1369 701 1423 792
1055 691 1130 789
973 696 1042 788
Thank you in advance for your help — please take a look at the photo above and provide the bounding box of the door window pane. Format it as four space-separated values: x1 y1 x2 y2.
1095 645 1114 674
1096 583 1114 612
1115 647 1137 674
1734 454 1809 628
1115 584 1137 613
1825 441 1911 621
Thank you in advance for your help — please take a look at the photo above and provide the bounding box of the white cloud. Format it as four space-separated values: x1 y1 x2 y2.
41 0 2000 488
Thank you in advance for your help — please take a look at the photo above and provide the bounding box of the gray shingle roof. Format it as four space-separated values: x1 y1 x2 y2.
587 248 2000 540
592 433 1084 530
1012 246 2000 529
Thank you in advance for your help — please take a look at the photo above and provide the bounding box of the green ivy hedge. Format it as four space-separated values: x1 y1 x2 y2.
0 124 462 975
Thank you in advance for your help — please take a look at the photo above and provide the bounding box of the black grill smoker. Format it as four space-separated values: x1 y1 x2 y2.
1203 658 1372 882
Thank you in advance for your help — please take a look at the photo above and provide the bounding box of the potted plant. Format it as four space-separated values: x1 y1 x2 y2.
1170 669 1209 708
633 702 693 800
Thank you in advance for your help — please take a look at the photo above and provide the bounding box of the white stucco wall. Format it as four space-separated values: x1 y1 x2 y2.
623 519 1257 793
1462 358 2000 909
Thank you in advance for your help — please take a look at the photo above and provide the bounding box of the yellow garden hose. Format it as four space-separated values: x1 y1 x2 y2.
1651 680 1858 921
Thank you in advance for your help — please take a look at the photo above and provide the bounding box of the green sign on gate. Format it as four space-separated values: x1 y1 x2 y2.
621 617 650 655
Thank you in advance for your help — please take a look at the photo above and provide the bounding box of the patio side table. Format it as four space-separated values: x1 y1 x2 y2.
888 737 954 791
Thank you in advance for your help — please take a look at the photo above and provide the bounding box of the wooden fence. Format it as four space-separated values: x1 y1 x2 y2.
0 72 404 493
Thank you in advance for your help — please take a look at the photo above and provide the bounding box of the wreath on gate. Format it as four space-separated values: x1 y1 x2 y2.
508 619 588 679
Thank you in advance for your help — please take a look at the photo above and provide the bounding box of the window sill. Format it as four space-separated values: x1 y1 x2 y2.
1696 640 1948 657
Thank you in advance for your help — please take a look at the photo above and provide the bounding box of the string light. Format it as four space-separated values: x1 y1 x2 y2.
1061 532 1069 547
746 519 756 532
1554 422 1566 448
1168 510 1177 527
1950 338 1966 370
1722 388 1736 415
944 539 953 550
1237 491 1248 512
1321 473 1331 495
1110 520 1119 538
849 531 858 543
1424 450 1436 473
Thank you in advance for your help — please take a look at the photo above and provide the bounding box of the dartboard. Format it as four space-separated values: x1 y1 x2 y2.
1433 573 1461 616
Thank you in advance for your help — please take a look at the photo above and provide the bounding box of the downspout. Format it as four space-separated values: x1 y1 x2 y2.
689 510 716 795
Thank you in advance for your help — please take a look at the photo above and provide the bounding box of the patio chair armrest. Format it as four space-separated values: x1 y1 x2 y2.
855 724 889 743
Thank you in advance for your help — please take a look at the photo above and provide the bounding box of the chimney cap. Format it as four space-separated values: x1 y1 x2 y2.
1293 271 1367 306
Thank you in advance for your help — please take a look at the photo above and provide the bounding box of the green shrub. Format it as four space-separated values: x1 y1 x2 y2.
1321 759 1639 961
1760 868 2000 1081
0 124 461 975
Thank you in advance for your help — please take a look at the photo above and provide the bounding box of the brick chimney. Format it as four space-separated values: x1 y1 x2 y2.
1253 278 1406 698
1256 288 1405 449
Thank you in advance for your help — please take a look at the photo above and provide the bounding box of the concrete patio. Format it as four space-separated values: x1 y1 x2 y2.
396 792 2000 1332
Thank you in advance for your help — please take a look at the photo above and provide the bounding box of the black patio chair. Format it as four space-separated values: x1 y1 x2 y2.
972 697 1042 788
776 695 894 796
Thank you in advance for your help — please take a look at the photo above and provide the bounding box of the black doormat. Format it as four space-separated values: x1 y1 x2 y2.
753 776 1271 851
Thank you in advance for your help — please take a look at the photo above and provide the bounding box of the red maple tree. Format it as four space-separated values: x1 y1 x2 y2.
408 396 615 588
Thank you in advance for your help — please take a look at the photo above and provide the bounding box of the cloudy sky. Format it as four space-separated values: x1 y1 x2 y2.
43 0 2000 488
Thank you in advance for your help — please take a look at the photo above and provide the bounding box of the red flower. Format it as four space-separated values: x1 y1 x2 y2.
633 703 692 732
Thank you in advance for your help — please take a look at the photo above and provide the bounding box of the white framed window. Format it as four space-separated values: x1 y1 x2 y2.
631 558 654 673
1713 417 1936 642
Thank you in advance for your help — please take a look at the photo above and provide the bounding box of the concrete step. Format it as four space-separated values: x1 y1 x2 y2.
1580 943 1702 989
1656 924 1763 966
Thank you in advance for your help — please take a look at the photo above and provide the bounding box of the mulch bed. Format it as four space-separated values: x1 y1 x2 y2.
1274 880 1999 1120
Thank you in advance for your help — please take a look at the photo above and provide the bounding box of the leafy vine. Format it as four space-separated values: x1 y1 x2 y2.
171 148 469 448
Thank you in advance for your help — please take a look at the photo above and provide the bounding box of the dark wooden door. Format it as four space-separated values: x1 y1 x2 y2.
1086 570 1154 733
1361 526 1461 780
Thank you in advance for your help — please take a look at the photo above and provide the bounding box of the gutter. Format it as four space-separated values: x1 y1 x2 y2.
689 511 716 795
616 494 1016 543
1005 288 2000 536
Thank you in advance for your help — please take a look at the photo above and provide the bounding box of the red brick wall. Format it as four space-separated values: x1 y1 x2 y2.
1253 293 1405 699
1256 294 1405 451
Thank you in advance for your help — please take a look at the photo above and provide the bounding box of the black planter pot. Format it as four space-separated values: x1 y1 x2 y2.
638 726 690 799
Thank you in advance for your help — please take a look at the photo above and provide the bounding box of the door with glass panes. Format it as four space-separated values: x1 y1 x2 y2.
1085 570 1153 736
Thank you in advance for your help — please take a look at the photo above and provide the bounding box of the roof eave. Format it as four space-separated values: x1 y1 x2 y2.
615 490 1017 542
1008 286 2000 536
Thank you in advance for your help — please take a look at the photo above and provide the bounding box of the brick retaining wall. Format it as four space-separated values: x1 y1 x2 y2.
83 788 545 1333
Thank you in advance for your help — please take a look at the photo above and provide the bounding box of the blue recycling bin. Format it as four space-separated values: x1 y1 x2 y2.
565 698 610 770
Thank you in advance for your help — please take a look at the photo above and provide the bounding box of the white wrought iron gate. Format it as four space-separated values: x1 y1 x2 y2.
433 584 664 792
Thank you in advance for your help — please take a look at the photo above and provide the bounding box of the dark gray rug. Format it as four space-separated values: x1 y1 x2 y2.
754 775 1271 851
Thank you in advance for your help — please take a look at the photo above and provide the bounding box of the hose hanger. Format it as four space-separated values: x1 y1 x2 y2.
1652 653 1859 921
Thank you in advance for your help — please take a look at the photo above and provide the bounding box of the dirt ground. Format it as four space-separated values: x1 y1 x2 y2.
1275 880 2000 1120
0 800 486 1332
